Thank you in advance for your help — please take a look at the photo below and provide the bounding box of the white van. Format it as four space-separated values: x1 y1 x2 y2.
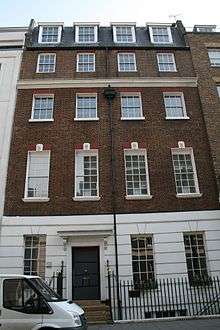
0 274 87 330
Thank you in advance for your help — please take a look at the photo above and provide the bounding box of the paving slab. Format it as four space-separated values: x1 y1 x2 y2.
88 318 220 330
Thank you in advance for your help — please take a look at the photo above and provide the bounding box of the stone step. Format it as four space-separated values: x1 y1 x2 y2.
75 300 112 324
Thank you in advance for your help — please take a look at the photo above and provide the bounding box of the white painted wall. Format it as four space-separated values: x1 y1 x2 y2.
0 29 26 223
1 210 220 300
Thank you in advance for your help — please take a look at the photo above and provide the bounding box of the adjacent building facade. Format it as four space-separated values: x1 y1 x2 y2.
0 20 220 319
0 27 27 243
187 26 220 200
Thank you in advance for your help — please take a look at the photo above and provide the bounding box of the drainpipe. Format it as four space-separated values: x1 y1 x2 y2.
103 85 122 320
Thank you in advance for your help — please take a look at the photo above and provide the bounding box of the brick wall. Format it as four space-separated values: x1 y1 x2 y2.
20 49 195 80
4 86 219 216
187 33 220 185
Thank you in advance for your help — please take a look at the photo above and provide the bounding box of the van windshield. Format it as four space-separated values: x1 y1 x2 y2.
28 278 65 302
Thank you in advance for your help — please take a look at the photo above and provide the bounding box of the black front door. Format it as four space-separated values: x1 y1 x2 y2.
72 246 100 300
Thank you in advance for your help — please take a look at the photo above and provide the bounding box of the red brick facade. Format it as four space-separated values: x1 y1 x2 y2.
20 49 195 80
4 83 219 216
187 33 220 189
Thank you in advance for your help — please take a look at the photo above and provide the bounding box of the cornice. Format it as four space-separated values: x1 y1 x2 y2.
17 77 198 89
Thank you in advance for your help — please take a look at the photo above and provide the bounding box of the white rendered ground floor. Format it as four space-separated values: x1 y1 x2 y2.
0 210 220 302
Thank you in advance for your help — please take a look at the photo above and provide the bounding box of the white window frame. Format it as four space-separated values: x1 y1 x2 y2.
36 53 56 73
75 25 98 43
217 85 220 97
38 25 62 44
23 235 46 277
73 149 100 201
120 92 145 120
163 92 189 120
75 93 98 121
117 53 137 72
124 148 152 200
208 49 220 67
29 94 54 122
76 53 95 72
183 232 209 284
131 235 155 286
157 53 177 72
149 26 173 44
113 25 136 43
171 147 201 198
23 150 51 202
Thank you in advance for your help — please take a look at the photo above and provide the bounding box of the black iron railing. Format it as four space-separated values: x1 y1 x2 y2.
107 270 220 321
48 261 64 298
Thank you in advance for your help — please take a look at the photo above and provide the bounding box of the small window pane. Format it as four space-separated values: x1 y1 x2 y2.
164 94 186 118
121 95 142 118
26 152 50 198
157 53 176 72
76 95 97 119
131 236 155 285
151 27 172 43
118 53 136 71
115 26 134 43
183 233 208 284
125 151 149 196
41 26 60 43
75 151 99 197
77 53 95 72
172 151 198 194
38 54 56 73
208 49 220 66
78 26 96 43
32 96 54 120
24 235 46 278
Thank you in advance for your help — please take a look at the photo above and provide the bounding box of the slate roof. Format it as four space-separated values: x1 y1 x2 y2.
26 22 188 49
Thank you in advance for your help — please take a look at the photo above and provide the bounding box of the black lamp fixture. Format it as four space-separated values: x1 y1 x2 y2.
103 84 117 101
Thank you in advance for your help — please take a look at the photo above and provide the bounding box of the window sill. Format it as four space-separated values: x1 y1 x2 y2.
72 196 101 201
121 117 145 121
166 116 190 120
126 195 153 200
36 71 56 74
39 41 60 44
29 119 54 122
159 70 177 72
22 198 50 202
75 41 99 44
74 117 99 121
76 70 95 73
118 70 137 72
176 193 202 199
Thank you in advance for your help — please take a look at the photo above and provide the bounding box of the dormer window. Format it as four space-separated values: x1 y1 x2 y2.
113 24 136 43
38 24 62 43
75 24 98 43
149 25 173 44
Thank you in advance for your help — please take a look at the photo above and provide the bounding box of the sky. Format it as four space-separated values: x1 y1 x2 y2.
0 0 220 28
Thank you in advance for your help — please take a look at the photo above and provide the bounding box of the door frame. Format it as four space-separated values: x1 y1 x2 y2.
72 246 101 300
67 238 106 301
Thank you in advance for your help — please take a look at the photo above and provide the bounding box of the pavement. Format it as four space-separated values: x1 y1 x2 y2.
88 317 220 330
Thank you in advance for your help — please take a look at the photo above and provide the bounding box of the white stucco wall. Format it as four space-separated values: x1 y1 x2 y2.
0 29 26 221
1 210 220 300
